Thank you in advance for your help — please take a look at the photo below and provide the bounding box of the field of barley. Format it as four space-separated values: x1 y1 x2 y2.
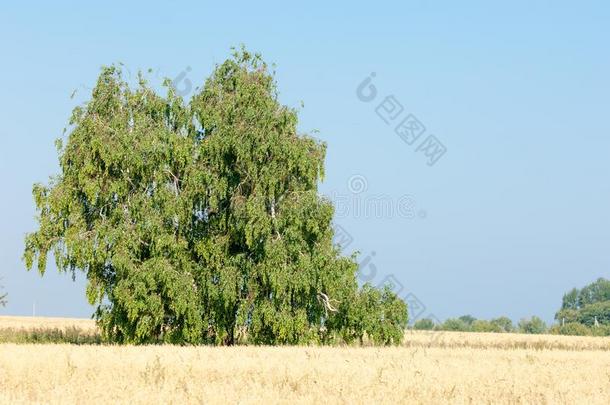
1 316 609 404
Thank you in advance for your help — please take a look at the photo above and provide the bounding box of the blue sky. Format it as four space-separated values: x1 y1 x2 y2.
1 1 608 323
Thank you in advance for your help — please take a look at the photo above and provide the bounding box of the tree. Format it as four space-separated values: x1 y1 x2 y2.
575 301 610 326
471 320 502 333
437 315 476 332
413 318 436 330
560 288 580 311
558 278 610 312
337 284 408 345
518 316 547 334
555 278 610 329
440 318 470 332
554 308 579 324
577 278 610 307
490 316 514 333
0 278 6 307
458 314 476 326
23 48 407 345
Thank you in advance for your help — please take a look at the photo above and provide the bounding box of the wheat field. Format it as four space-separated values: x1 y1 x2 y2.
0 316 97 333
1 317 609 404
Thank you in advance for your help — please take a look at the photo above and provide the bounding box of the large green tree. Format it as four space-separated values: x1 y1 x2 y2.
576 301 610 326
24 48 407 345
559 278 610 311
556 278 610 326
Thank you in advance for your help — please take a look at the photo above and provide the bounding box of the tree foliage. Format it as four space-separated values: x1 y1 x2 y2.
549 322 593 336
517 316 547 334
337 284 408 345
440 318 470 332
489 316 514 333
471 320 502 333
559 278 610 311
23 48 407 345
413 318 435 330
458 314 476 326
556 278 610 328
0 278 6 307
575 301 610 326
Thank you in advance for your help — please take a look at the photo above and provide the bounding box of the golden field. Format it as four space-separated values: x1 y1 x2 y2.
1 317 609 404
0 316 97 333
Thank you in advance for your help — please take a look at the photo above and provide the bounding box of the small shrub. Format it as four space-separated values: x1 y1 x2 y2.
549 322 591 336
490 316 514 333
518 316 547 334
413 318 436 330
0 327 102 344
471 320 502 333
440 318 470 332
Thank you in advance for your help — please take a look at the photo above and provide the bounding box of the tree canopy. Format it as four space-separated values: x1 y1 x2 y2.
556 278 610 327
517 316 547 334
23 48 408 345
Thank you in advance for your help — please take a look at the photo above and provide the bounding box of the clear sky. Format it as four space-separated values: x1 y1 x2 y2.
1 1 608 324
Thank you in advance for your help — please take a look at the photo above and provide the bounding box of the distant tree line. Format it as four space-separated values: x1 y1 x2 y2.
413 315 549 334
412 278 610 337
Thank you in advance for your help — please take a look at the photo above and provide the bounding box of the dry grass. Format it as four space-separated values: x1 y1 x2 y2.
1 317 609 404
0 316 99 344
0 316 96 333
404 329 610 351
